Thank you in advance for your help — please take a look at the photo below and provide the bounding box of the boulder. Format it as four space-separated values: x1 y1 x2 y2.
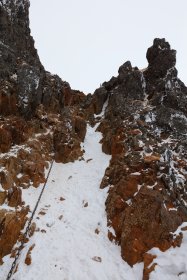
0 127 12 153
7 187 22 207
0 171 14 190
121 188 182 265
53 115 84 163
0 208 28 262
146 38 176 79
74 116 87 142
0 192 7 205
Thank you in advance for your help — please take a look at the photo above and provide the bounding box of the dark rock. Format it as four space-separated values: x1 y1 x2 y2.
74 116 87 142
118 61 132 81
146 38 176 79
53 113 84 163
0 0 81 118
0 126 12 153
92 87 108 115
103 76 118 91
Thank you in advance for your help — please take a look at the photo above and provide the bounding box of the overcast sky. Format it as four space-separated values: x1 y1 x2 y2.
30 0 187 94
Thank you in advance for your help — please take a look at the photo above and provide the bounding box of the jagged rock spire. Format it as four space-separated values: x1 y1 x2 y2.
145 38 177 79
0 0 73 117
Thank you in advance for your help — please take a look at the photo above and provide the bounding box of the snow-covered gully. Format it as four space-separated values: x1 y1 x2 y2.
2 125 143 280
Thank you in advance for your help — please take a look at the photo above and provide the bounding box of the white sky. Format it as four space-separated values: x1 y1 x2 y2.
30 0 187 94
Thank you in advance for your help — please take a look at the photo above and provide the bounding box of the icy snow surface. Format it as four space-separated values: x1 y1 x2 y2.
1 125 142 280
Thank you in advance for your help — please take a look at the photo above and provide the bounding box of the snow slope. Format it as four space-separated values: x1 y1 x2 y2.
149 222 187 280
1 125 142 280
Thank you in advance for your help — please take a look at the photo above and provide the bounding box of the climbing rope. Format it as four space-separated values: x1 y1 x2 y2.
6 158 55 280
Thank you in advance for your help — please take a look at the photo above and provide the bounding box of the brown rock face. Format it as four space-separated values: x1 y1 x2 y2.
22 160 46 187
25 244 35 265
0 170 14 190
0 208 28 262
0 117 32 153
0 192 6 205
121 188 182 265
143 253 157 280
0 0 90 265
0 88 18 116
94 38 187 270
0 127 12 153
74 116 87 142
53 111 86 163
0 121 53 190
7 187 22 207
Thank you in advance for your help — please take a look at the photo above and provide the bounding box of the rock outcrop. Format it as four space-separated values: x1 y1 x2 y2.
0 0 72 117
53 115 86 163
96 38 187 270
0 207 28 263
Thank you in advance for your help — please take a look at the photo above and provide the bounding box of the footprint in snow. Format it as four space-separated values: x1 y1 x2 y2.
86 158 93 163
95 228 100 234
58 215 63 220
92 256 102 262
82 200 88 207
38 211 46 216
46 221 55 228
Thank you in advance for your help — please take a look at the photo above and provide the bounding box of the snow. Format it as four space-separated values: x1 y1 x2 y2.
158 45 167 51
0 185 4 192
145 112 156 123
0 125 142 280
140 72 146 94
0 40 11 50
165 80 172 90
10 73 18 81
149 223 187 280
138 140 144 147
0 144 31 159
22 95 29 106
171 112 187 124
130 172 141 176
94 98 109 118
34 77 40 90
146 182 157 189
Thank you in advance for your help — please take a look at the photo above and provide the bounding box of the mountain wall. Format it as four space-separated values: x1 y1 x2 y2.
96 38 187 268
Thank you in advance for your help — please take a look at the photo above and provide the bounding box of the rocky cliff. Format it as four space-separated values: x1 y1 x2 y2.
0 0 74 117
95 38 187 272
0 0 187 279
0 0 88 265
